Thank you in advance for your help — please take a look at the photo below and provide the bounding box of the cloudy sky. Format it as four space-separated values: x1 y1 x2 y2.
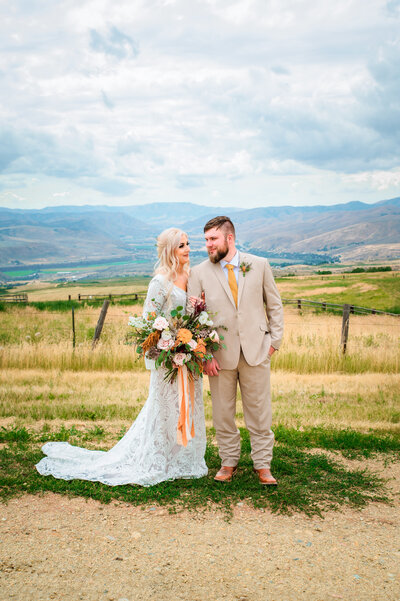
1 0 400 210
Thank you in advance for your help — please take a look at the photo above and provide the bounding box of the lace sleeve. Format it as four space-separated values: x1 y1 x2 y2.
143 276 168 318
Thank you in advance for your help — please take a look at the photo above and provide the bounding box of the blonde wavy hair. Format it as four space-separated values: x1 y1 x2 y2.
154 227 189 281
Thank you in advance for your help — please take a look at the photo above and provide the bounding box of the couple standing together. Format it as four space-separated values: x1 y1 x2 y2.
36 217 284 487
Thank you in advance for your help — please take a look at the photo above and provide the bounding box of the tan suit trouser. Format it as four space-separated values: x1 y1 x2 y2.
209 351 274 469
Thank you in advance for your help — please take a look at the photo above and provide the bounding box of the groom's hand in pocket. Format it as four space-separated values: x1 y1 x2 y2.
203 357 221 377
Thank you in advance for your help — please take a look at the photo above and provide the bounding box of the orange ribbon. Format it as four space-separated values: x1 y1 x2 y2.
177 365 195 447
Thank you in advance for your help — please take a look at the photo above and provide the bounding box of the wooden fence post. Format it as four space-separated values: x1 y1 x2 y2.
71 307 76 349
92 300 110 349
341 304 350 354
297 299 302 312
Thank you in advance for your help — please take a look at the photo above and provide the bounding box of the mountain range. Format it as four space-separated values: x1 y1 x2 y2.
0 197 399 274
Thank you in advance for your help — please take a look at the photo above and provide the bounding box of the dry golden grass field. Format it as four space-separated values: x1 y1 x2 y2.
0 368 398 434
1 304 399 371
16 278 150 301
1 268 399 440
0 303 399 433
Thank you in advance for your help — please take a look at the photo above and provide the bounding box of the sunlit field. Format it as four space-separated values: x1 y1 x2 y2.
0 304 398 373
0 301 399 435
0 368 398 434
13 268 400 311
1 268 399 437
276 270 400 313
11 277 150 302
1 284 399 516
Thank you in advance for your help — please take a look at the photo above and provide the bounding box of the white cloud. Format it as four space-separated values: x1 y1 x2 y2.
0 0 400 209
343 168 400 191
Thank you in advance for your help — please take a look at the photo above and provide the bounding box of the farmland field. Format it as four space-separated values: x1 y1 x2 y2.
0 305 399 374
9 275 151 302
8 269 400 312
0 303 399 432
276 270 400 313
1 272 399 517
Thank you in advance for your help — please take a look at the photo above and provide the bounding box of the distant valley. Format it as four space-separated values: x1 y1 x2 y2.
0 197 399 282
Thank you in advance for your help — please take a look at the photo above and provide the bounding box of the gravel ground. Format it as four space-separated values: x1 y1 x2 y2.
1 459 399 601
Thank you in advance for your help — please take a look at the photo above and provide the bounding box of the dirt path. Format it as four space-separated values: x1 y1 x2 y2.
1 459 399 601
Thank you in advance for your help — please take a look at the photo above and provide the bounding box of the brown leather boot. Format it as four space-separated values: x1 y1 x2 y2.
253 468 277 486
214 466 238 482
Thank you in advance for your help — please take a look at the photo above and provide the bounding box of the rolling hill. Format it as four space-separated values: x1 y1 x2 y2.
0 198 399 272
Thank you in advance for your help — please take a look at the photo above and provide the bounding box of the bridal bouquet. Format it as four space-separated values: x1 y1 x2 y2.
128 297 225 382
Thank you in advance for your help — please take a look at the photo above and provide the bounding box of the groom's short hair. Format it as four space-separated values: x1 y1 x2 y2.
204 216 235 238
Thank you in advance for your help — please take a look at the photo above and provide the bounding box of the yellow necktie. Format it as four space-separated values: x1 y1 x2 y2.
226 264 238 307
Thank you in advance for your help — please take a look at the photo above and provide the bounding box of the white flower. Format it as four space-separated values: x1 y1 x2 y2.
157 338 174 350
198 311 209 325
161 329 172 341
206 319 213 326
187 339 197 350
129 316 145 328
153 316 169 330
173 352 187 366
209 330 219 343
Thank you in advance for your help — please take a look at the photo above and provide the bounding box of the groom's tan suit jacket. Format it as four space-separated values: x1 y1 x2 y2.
188 252 284 369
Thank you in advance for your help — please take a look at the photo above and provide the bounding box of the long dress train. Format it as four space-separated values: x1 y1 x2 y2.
35 275 208 486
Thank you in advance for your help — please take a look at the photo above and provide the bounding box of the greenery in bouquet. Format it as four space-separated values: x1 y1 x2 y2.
128 297 225 382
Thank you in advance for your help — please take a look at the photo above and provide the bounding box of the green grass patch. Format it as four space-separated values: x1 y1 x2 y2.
2 270 36 278
386 305 400 315
29 300 83 312
58 275 151 288
0 426 391 517
2 262 143 279
274 425 400 459
277 272 400 313
0 298 144 313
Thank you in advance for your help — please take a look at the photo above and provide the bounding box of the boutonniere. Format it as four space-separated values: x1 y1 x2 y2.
239 261 252 277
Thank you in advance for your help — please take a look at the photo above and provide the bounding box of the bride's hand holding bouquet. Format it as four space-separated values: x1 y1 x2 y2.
129 295 225 383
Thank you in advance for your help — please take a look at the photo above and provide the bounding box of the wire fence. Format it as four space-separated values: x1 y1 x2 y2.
1 294 399 355
1 298 399 376
2 291 399 316
281 298 400 317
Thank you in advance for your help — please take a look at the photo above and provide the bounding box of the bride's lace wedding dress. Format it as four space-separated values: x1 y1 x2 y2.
35 274 208 486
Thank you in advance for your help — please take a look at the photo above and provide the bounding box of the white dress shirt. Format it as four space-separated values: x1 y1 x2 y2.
220 251 239 285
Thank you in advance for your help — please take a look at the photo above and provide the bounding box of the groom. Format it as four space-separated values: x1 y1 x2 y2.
188 216 284 485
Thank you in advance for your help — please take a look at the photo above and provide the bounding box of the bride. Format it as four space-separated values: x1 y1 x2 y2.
36 228 208 486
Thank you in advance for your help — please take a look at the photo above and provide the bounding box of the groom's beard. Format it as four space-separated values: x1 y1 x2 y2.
208 243 229 264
